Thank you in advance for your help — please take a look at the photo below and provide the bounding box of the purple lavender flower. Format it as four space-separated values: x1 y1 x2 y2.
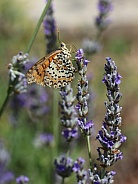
16 176 29 184
0 171 14 184
0 141 14 183
33 133 53 148
73 158 87 183
25 85 49 120
89 165 116 183
82 39 102 55
9 57 49 123
95 0 112 30
75 49 94 137
54 155 74 178
62 127 78 141
8 52 29 94
96 57 126 168
59 84 78 142
43 0 57 54
78 119 94 136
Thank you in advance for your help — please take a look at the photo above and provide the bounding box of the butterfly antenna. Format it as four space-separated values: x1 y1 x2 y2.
57 29 61 45
66 44 77 53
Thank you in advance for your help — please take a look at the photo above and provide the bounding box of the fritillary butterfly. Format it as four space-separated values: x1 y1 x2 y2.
26 42 75 88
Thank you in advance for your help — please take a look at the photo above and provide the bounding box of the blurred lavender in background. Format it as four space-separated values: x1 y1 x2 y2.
33 133 54 148
9 58 49 124
16 175 29 184
0 141 14 184
43 0 57 54
82 0 112 55
59 84 78 142
95 0 112 31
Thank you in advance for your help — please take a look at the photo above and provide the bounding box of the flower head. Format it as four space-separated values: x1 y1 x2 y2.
73 158 87 184
82 39 102 55
60 84 78 142
33 133 54 148
16 176 29 184
89 165 116 184
0 141 14 183
95 0 112 30
96 57 126 167
54 156 74 178
43 0 57 54
8 52 29 94
75 49 94 137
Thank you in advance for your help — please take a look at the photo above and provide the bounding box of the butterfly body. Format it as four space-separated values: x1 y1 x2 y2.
26 42 75 88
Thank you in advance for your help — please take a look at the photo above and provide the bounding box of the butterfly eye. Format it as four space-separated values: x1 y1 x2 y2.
61 42 65 48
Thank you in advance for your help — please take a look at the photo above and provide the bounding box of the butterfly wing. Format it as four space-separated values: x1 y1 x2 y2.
44 58 75 88
26 43 75 88
26 50 61 86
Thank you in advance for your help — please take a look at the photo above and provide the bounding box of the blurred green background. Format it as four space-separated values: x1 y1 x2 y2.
0 0 138 184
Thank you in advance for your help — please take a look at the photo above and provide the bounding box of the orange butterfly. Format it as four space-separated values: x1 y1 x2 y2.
26 42 75 88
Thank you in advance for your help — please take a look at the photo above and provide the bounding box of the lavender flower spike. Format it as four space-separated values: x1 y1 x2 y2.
16 175 29 184
73 157 87 184
8 52 29 94
96 57 127 168
75 49 94 137
54 155 74 178
60 83 78 142
43 0 57 54
95 0 113 30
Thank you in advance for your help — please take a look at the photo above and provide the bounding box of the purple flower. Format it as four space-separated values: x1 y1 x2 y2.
33 133 53 148
0 141 14 183
75 49 84 60
89 165 116 183
43 0 57 54
62 128 78 142
78 119 94 136
95 0 112 30
16 176 29 184
96 57 126 167
75 49 94 137
59 84 78 142
73 158 87 183
0 171 14 184
8 52 29 94
25 85 49 120
98 0 112 14
54 156 74 178
82 39 102 55
73 157 85 172
102 57 122 91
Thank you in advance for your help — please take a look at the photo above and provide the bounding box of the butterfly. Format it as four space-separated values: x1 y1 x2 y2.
26 42 75 88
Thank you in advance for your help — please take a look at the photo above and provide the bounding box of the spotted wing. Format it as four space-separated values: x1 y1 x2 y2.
44 58 75 88
26 50 61 86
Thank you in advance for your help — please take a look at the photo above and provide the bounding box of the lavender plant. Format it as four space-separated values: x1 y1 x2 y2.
89 57 126 183
54 84 78 182
83 0 112 55
0 141 14 184
16 176 29 184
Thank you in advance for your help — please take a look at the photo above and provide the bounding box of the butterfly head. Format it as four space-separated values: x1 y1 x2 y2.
60 42 67 50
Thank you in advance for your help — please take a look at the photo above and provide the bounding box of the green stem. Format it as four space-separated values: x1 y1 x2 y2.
0 90 12 118
101 167 106 178
0 84 14 118
52 90 59 158
61 177 65 184
25 0 52 53
86 135 93 171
